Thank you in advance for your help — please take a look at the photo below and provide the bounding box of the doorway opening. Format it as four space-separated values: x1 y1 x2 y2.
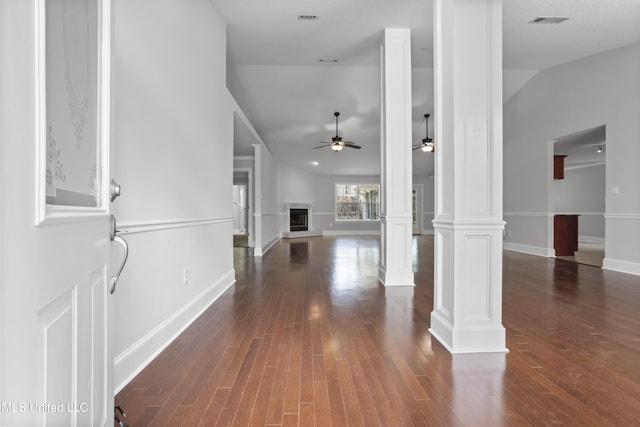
233 184 249 247
412 185 423 235
551 125 606 267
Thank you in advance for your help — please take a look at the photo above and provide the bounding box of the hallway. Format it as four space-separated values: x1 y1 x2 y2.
115 236 640 426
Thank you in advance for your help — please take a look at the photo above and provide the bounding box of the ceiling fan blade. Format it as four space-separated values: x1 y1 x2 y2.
345 144 361 149
313 144 332 149
412 146 423 151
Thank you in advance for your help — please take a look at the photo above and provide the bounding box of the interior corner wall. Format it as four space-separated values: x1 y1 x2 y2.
503 42 640 274
112 0 236 391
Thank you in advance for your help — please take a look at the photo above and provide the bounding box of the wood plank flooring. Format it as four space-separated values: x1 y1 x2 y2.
115 236 640 426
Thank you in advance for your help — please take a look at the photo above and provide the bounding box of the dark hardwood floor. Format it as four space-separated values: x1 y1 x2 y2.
115 236 640 426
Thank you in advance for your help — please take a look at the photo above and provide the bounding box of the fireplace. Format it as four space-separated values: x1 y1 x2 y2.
289 208 309 232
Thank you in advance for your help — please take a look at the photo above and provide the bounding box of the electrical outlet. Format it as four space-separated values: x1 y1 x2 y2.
183 269 189 285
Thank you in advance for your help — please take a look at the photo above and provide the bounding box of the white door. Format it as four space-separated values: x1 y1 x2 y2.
232 184 248 235
0 1 115 426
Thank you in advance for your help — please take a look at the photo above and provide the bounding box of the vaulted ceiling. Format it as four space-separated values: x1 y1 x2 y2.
218 0 640 176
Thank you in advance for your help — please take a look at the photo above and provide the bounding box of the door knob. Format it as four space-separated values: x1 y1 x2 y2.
110 179 122 202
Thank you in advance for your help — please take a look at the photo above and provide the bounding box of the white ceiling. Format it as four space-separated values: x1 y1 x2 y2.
219 0 640 176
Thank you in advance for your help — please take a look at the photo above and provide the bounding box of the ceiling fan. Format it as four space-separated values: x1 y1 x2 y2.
413 113 435 152
314 112 361 151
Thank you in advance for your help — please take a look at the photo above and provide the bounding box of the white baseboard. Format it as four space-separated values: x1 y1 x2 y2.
255 234 280 256
282 230 322 239
578 235 605 244
602 258 640 276
114 269 235 393
503 242 554 257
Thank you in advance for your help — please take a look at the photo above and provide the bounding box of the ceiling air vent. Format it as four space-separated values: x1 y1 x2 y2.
528 16 570 24
297 14 319 21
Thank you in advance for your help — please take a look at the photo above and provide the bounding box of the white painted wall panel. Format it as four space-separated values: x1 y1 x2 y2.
504 42 640 273
112 0 236 390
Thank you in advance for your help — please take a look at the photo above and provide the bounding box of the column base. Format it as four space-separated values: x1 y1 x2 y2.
430 311 508 354
378 265 415 287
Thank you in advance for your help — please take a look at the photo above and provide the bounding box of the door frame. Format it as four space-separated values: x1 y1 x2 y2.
412 184 423 234
233 167 254 247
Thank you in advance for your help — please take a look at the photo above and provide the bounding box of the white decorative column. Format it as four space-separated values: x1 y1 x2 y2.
378 29 414 287
429 0 507 352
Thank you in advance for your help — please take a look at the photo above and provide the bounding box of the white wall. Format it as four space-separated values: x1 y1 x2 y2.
254 144 281 255
278 163 315 208
504 42 640 274
112 0 236 390
277 163 315 231
554 164 605 241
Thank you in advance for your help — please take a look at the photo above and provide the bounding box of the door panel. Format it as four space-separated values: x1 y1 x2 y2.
39 291 74 426
0 0 114 426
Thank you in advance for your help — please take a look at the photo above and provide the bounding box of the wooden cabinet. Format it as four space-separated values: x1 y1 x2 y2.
554 155 568 179
554 214 579 256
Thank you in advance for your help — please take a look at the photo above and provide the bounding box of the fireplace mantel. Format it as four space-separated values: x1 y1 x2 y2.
282 203 321 239
284 203 312 210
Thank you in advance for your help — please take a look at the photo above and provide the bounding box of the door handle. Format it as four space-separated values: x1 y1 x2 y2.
110 179 122 202
110 215 129 294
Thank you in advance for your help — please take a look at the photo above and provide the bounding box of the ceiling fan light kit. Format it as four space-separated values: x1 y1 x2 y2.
314 112 361 151
413 113 435 153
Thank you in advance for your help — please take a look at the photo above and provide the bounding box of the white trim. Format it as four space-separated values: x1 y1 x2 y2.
578 235 605 244
604 213 640 220
35 0 46 224
117 217 232 235
233 155 255 161
282 230 322 239
285 203 313 233
255 234 280 256
433 219 506 230
234 167 254 247
503 212 553 217
554 212 604 216
503 242 555 258
114 269 235 393
602 258 640 276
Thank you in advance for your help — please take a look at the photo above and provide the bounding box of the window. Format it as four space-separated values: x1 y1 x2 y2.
335 184 380 221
